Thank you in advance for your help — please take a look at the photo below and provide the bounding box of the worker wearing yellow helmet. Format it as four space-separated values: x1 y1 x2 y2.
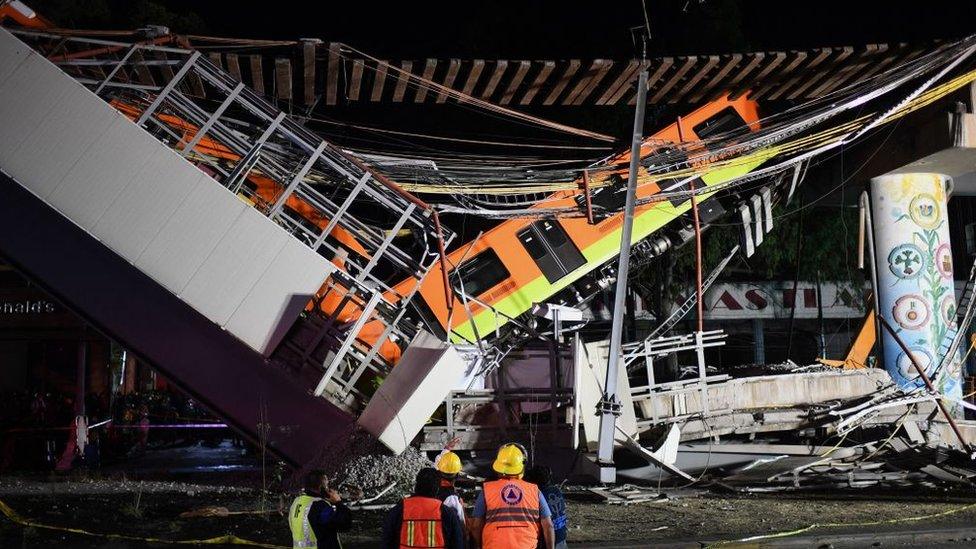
470 443 555 549
434 450 466 526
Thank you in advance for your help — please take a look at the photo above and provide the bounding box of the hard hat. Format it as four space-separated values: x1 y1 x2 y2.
492 443 526 476
435 451 462 475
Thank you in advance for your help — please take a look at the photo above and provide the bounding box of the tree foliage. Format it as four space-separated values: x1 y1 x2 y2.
635 204 865 318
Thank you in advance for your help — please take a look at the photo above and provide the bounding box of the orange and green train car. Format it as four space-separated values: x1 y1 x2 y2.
113 93 765 360
392 95 766 343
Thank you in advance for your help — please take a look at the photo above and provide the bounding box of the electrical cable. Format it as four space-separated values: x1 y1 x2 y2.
335 43 616 143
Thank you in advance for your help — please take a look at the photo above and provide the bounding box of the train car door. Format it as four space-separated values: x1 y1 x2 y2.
517 220 586 284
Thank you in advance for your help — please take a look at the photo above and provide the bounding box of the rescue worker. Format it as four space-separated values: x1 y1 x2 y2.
288 470 352 549
381 467 466 548
470 443 555 549
525 465 568 549
434 450 466 524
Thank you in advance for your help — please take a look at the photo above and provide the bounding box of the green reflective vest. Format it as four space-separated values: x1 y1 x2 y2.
289 494 322 549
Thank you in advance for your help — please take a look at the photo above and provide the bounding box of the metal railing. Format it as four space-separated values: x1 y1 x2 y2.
12 29 455 411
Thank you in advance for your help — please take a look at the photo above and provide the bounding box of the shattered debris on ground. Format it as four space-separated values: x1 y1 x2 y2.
308 427 433 501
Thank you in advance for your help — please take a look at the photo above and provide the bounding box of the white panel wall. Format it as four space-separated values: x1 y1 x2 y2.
180 207 290 325
48 116 157 228
358 331 467 454
91 150 203 259
0 27 30 83
8 68 115 198
0 53 78 192
0 28 334 355
136 181 248 295
225 238 334 353
578 339 638 451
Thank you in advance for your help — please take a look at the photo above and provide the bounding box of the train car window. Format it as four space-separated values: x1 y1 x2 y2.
692 106 748 144
454 249 510 298
409 295 447 339
518 221 586 284
591 184 628 213
537 220 569 246
662 176 704 208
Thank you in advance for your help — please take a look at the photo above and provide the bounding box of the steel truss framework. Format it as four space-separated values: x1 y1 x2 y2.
10 29 456 413
10 26 976 454
420 344 575 452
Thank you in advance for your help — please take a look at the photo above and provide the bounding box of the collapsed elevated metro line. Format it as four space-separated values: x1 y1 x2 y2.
4 1 976 478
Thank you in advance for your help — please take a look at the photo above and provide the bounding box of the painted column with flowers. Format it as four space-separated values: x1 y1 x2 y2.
870 173 962 407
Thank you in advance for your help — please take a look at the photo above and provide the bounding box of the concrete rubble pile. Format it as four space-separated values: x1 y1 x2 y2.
718 430 976 493
310 428 433 501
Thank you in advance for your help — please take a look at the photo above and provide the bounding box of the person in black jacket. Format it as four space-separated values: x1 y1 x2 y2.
288 470 353 549
525 465 568 549
382 468 465 548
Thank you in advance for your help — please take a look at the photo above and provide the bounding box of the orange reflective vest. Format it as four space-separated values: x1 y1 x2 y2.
399 496 445 548
481 478 541 549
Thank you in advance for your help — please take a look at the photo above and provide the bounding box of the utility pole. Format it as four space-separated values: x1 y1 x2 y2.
596 69 648 483
816 269 826 359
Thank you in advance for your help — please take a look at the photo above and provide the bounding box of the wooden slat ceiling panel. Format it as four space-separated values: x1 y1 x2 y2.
213 41 942 107
392 60 411 102
499 60 530 105
543 60 580 105
348 59 363 101
248 54 264 95
751 50 807 100
787 47 852 100
718 51 763 101
325 43 339 105
224 53 241 82
807 46 876 97
649 56 697 103
274 57 291 101
370 61 387 102
767 47 831 101
625 57 673 105
435 59 461 103
568 59 613 106
480 60 508 100
302 41 316 105
414 59 437 103
689 53 741 102
672 55 719 103
852 44 896 83
460 59 485 95
519 60 554 105
596 59 641 105
731 51 786 99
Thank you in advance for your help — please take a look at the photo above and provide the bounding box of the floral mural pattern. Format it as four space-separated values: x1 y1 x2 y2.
873 173 961 402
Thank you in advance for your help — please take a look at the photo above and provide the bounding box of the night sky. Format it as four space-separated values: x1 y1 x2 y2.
152 0 976 58
29 0 976 59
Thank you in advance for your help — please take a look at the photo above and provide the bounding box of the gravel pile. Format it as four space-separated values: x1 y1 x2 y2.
723 361 829 376
337 445 432 500
303 426 432 501
0 478 254 496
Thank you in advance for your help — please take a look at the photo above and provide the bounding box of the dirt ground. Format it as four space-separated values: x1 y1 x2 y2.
4 476 976 547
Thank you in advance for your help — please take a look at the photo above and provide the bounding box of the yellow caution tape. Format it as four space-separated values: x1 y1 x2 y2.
0 498 288 548
707 500 976 547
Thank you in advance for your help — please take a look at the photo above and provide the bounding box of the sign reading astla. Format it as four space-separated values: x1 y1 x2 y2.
688 282 869 320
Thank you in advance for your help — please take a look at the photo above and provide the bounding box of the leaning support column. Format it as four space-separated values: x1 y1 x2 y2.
596 70 648 483
870 173 963 406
